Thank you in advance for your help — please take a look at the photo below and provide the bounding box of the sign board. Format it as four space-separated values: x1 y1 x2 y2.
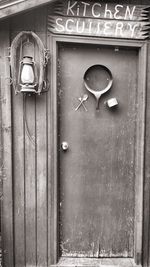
48 1 150 39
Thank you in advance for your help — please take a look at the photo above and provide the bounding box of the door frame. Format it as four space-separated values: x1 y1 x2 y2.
48 35 148 267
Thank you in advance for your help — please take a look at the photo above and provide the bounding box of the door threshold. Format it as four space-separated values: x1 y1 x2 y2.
50 257 141 267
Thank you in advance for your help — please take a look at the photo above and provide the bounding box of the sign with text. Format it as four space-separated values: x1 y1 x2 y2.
48 1 150 39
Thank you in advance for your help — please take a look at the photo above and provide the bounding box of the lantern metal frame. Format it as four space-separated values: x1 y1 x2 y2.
10 31 49 95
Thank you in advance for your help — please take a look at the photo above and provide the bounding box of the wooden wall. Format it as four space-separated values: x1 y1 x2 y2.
1 6 51 267
11 8 49 267
1 0 150 267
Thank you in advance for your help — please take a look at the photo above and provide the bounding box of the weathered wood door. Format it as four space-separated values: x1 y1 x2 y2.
50 38 146 267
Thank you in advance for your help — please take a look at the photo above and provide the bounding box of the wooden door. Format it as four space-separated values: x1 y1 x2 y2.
50 39 147 267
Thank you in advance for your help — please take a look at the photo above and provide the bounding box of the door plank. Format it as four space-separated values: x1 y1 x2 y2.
134 42 147 265
143 42 150 267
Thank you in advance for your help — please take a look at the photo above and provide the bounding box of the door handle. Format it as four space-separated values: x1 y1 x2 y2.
61 141 69 151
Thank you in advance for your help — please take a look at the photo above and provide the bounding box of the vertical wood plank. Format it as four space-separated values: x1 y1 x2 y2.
147 42 150 267
0 21 14 267
36 94 48 267
134 43 147 265
21 10 38 265
24 94 36 266
35 7 48 267
12 91 25 267
142 2 150 263
0 62 2 267
47 35 53 267
48 35 58 265
10 22 26 265
143 41 150 267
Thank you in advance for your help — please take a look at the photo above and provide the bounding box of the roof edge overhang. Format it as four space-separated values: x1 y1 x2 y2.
0 0 56 20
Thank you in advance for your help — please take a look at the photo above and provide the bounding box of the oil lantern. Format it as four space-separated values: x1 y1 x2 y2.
19 56 37 94
10 31 49 95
